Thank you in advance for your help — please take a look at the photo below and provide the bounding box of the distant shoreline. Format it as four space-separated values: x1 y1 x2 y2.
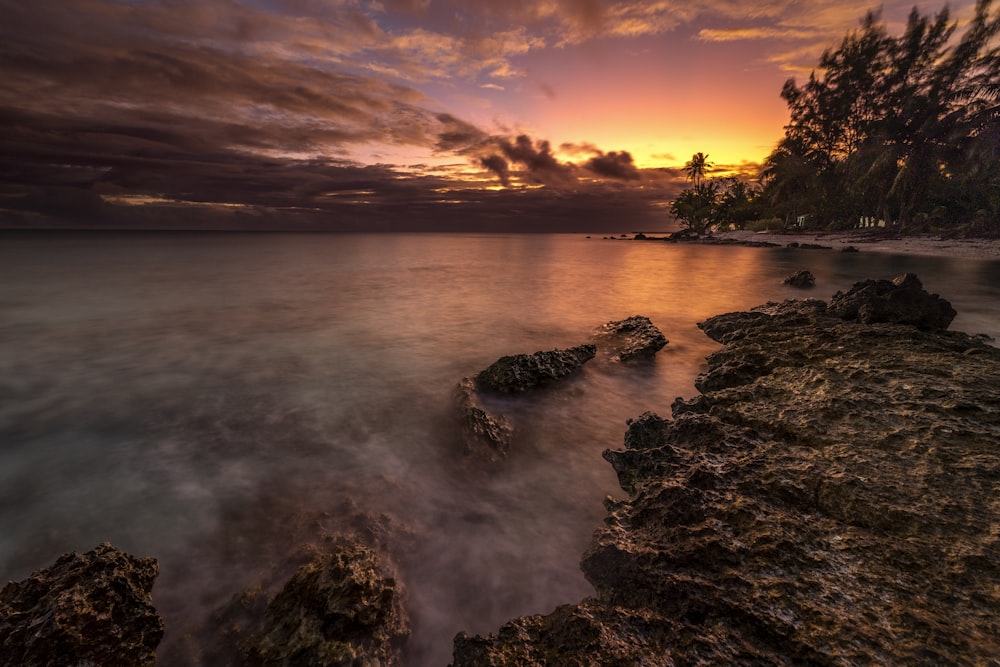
689 230 1000 261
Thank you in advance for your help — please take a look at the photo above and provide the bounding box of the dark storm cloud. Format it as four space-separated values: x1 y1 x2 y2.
497 135 576 187
585 150 641 180
479 155 512 187
435 114 490 152
476 135 654 189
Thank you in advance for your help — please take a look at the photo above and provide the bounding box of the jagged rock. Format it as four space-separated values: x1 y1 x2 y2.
455 377 513 462
697 310 771 344
694 354 769 393
451 280 1000 666
595 315 668 361
842 245 860 253
456 344 596 461
475 345 596 393
783 269 815 288
0 542 163 667
828 272 956 329
750 298 827 320
246 543 409 667
698 299 829 347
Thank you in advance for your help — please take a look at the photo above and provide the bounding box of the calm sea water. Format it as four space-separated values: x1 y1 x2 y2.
1 232 998 665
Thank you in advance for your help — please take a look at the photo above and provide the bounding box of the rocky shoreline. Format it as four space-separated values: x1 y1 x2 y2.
3 276 998 665
647 229 1000 260
452 275 1000 665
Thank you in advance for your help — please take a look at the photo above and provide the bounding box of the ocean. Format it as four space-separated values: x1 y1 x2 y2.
1 231 998 665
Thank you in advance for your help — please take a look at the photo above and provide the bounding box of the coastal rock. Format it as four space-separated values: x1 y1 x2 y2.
828 272 957 329
696 310 771 344
782 269 815 288
787 242 832 250
475 345 596 393
246 543 409 667
455 377 513 462
594 315 668 361
0 542 163 667
750 298 827 320
451 279 1000 666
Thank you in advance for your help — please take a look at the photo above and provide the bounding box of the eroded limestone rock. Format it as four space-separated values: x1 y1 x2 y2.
828 272 956 329
451 277 1000 666
457 344 596 460
244 543 409 667
0 542 163 667
594 315 668 361
783 269 816 288
474 345 597 393
455 377 513 462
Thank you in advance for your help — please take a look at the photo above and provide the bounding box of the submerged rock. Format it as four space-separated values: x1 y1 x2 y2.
245 543 409 667
828 272 956 329
456 344 596 461
475 345 596 393
594 315 668 361
455 377 513 462
452 276 1000 666
0 542 163 667
783 269 815 288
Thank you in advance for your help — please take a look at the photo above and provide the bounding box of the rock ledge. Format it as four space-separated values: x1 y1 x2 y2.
452 276 1000 666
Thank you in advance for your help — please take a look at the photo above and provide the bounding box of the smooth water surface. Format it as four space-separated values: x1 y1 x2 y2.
1 232 997 665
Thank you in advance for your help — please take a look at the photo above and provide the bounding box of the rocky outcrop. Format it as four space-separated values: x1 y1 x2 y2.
0 542 163 667
457 345 597 461
243 543 409 667
828 272 956 329
474 345 597 393
455 377 513 462
452 276 1000 666
594 315 668 361
782 269 815 288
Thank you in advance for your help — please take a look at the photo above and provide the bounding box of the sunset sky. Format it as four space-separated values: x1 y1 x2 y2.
0 0 980 231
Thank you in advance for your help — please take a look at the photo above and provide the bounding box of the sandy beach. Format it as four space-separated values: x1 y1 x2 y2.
713 230 1000 261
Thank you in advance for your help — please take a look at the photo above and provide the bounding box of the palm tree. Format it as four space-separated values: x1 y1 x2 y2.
684 152 712 187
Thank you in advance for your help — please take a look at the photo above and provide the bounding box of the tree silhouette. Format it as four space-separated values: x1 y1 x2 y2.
684 152 712 188
762 0 1000 234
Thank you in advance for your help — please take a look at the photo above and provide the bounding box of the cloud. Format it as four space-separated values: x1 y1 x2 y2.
480 155 512 186
434 114 490 152
696 26 818 42
585 151 641 180
497 135 576 187
559 142 602 157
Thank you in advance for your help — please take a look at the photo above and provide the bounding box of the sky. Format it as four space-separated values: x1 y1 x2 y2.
0 0 981 232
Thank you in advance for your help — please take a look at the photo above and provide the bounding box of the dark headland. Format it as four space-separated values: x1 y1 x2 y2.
2 275 998 666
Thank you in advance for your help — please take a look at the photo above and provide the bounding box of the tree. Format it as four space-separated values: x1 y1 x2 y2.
669 181 718 234
762 0 1000 232
684 152 712 188
714 176 761 230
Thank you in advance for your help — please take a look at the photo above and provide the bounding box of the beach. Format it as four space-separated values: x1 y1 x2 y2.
713 229 1000 260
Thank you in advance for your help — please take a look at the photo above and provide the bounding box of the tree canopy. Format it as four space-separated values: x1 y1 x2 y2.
669 0 999 237
762 0 1000 234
